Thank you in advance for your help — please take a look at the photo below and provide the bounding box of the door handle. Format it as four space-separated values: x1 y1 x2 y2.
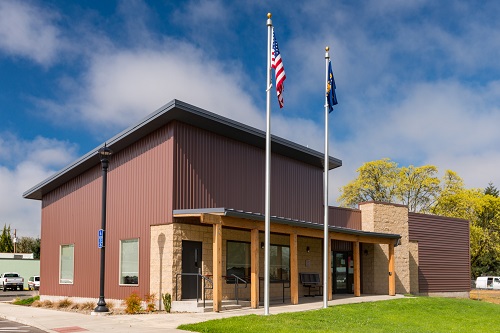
194 249 198 267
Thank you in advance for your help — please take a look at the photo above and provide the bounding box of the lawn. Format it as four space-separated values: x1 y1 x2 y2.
178 297 500 333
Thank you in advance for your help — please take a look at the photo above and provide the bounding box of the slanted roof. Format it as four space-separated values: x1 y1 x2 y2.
173 208 401 241
23 100 342 200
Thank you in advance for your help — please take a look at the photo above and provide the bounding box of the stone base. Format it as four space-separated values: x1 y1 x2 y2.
419 291 470 298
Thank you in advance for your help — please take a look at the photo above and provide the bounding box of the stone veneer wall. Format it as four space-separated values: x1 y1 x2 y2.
359 202 415 295
149 222 327 307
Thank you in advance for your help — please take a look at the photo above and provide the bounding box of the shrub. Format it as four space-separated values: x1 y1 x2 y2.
162 292 172 313
124 291 142 314
144 293 157 312
78 302 96 311
106 300 115 311
13 295 40 306
31 300 43 307
56 298 73 308
41 300 53 308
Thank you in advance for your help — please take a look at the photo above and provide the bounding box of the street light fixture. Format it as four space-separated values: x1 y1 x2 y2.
94 144 113 313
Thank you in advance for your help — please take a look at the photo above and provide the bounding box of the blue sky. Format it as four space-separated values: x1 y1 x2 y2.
1 0 500 238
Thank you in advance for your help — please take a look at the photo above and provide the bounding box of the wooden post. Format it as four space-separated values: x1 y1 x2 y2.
353 241 361 297
213 223 222 311
251 228 260 308
290 233 298 304
327 235 332 300
388 243 395 296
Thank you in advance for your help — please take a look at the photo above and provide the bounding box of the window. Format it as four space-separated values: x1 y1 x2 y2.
226 241 250 283
120 239 139 285
270 244 290 281
60 244 74 284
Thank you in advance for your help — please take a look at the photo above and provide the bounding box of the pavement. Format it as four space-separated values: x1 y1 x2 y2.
0 294 404 332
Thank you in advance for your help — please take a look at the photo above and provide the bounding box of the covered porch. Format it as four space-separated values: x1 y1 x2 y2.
172 208 401 312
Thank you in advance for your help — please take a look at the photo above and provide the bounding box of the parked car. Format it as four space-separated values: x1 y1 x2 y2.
475 276 500 290
0 272 24 291
28 276 40 290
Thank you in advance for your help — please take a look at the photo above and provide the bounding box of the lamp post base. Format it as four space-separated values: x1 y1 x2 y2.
94 298 109 313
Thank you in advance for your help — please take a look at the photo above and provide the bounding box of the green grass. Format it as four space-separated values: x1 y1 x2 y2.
12 295 40 306
178 297 500 333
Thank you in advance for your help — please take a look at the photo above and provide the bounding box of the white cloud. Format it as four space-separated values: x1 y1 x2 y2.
38 41 265 134
0 134 78 238
0 1 63 65
21 0 500 212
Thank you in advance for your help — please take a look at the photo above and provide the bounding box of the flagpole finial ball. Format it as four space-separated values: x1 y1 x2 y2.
325 46 329 51
267 13 272 19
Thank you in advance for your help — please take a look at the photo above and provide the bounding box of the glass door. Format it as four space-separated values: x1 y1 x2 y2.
332 251 353 294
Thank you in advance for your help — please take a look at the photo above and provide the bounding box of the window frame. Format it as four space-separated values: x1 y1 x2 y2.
226 240 251 284
269 244 290 282
119 238 139 286
59 244 74 284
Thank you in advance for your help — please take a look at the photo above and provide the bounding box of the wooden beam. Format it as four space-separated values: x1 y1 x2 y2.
353 241 361 297
388 243 396 296
290 233 298 305
183 214 397 245
201 213 222 224
213 224 222 311
250 228 260 309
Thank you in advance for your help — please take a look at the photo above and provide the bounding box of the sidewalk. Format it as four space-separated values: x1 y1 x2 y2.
0 294 404 333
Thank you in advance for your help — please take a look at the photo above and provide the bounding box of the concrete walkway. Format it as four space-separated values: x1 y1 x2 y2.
0 294 404 333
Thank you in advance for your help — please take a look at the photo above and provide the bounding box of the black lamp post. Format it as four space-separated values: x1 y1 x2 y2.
94 144 113 313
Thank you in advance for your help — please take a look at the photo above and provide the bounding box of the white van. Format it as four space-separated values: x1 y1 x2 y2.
475 276 500 290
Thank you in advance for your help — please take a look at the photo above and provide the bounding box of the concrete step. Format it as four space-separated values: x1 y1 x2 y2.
171 299 249 313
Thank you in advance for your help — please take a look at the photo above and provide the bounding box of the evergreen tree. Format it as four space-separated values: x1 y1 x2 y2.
485 182 499 197
0 224 14 253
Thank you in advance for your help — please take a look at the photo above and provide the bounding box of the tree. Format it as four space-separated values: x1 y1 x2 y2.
485 182 499 197
16 236 41 259
338 158 398 208
0 224 14 253
339 158 441 213
395 165 440 213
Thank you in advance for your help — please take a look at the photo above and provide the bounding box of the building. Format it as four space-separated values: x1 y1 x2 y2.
23 100 470 311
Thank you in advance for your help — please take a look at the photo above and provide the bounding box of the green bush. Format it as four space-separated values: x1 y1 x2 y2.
162 292 171 313
13 295 40 306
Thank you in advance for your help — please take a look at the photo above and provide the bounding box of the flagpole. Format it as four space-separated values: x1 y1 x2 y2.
264 12 273 316
323 46 330 309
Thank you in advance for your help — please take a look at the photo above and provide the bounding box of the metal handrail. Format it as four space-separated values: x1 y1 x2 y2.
175 273 213 308
230 274 248 305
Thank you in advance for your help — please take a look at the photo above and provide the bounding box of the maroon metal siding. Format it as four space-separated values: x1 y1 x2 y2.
329 207 362 230
40 125 175 300
408 212 470 293
173 122 325 223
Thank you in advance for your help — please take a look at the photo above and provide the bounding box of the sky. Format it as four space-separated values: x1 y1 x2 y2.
1 0 500 238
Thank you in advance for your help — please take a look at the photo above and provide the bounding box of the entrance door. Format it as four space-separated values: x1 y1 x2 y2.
332 251 353 294
182 240 202 299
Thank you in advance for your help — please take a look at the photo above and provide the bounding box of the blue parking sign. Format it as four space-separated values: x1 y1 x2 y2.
98 229 104 248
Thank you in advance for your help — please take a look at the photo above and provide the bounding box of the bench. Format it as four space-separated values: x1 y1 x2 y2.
299 272 322 297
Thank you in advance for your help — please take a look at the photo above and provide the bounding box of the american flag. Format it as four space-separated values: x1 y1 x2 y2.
272 29 286 108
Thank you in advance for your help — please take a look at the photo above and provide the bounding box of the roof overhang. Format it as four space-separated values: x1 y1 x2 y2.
23 100 342 200
173 208 401 243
